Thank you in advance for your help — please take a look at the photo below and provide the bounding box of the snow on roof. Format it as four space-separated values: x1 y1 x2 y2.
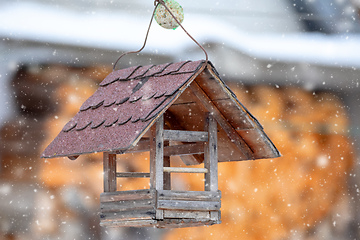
1 2 360 68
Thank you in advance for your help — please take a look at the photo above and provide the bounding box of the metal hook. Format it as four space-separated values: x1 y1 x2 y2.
113 0 208 71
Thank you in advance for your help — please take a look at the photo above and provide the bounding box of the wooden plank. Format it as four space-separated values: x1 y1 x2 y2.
100 189 155 202
163 130 208 142
156 218 219 228
157 200 221 211
103 152 117 192
99 209 156 221
212 99 254 129
116 172 150 178
179 155 204 166
157 190 221 201
164 110 204 165
189 81 254 159
163 141 171 190
204 113 218 191
101 199 155 212
163 210 210 219
115 140 204 157
237 128 281 158
150 115 164 191
210 211 220 221
100 219 157 227
112 138 150 154
149 115 164 219
179 155 203 165
164 142 205 156
163 167 208 174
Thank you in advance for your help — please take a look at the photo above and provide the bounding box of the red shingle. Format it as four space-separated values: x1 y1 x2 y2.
42 60 206 158
100 65 140 86
42 60 280 162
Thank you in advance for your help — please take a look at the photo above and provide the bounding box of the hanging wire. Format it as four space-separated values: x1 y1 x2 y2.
112 2 158 71
113 0 208 71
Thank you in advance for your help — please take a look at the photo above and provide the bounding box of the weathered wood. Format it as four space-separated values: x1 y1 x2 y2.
204 113 218 191
163 141 171 190
117 141 205 156
164 110 204 165
101 218 220 228
163 167 208 174
150 115 164 191
163 210 210 219
157 190 221 201
157 200 221 211
210 211 220 221
101 199 155 212
100 219 157 227
112 138 150 154
103 152 117 192
164 142 205 156
150 115 165 219
189 81 254 159
116 172 150 178
100 189 155 202
99 188 222 227
163 130 208 142
179 155 204 165
156 218 220 228
99 209 156 221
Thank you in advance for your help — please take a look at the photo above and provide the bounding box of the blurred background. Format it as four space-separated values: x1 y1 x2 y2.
0 0 360 239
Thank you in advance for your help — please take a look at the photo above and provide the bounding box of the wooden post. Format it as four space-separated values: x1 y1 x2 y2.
163 142 171 190
189 81 254 159
150 115 165 219
103 152 117 192
204 113 218 192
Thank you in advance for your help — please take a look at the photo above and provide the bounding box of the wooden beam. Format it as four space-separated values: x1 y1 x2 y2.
103 152 117 192
163 167 208 174
150 115 164 191
164 142 205 156
157 200 220 211
101 198 155 212
163 130 208 142
157 190 221 201
100 209 156 221
113 138 150 154
100 189 155 202
164 111 204 165
179 155 203 166
120 140 205 156
189 81 254 159
116 172 150 178
100 219 156 227
204 113 218 192
163 141 171 190
163 210 210 219
149 115 165 219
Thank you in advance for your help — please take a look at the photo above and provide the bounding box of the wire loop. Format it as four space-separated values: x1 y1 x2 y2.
113 0 208 71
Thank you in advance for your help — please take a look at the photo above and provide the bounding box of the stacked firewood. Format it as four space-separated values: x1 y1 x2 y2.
0 64 354 240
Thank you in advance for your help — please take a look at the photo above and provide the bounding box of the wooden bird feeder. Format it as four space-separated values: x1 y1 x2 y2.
42 60 280 228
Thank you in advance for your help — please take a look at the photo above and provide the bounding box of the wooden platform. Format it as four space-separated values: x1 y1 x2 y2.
100 189 221 228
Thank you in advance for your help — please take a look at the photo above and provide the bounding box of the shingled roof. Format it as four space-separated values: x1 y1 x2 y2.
42 60 280 162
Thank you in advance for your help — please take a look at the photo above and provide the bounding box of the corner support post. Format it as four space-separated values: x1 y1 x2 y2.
103 152 117 192
204 113 218 192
